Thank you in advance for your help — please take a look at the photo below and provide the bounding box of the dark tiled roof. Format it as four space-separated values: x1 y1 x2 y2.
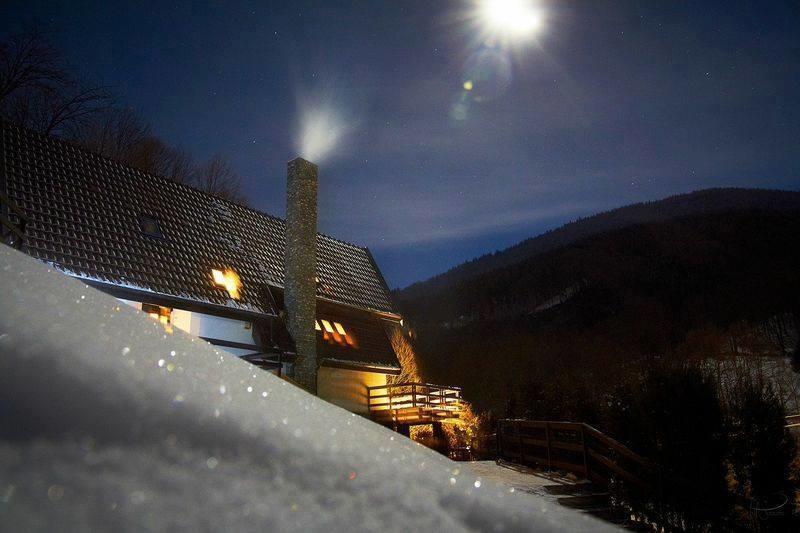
260 289 400 371
315 300 400 370
0 122 396 315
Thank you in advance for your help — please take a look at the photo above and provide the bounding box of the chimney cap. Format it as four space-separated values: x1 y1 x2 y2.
287 157 318 172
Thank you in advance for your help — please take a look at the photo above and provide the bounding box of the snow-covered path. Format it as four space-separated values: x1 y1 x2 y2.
463 461 576 500
0 246 614 532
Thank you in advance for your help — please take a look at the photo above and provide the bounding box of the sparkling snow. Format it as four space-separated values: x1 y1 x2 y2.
0 246 613 531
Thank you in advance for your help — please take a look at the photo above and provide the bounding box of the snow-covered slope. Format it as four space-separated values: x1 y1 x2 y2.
0 246 611 532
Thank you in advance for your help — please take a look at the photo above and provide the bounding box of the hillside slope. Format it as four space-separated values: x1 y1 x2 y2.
398 188 800 302
401 210 800 412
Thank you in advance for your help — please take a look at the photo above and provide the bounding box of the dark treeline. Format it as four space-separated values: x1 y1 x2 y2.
546 362 795 531
0 26 246 205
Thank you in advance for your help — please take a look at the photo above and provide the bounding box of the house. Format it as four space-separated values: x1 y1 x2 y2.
0 121 461 430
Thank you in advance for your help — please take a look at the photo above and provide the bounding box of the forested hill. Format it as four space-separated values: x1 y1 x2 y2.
397 199 800 413
397 188 800 302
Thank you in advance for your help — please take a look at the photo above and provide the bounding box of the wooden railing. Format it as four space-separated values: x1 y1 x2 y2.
497 419 654 492
367 382 462 425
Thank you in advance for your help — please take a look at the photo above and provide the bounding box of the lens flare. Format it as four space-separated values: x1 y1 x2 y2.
463 47 512 102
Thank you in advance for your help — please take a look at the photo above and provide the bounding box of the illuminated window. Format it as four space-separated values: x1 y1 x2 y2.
211 268 242 300
137 215 164 238
142 303 171 325
315 318 355 347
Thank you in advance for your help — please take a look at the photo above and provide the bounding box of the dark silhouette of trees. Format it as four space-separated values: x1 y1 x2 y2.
193 153 246 205
0 27 111 136
0 27 248 205
727 378 795 505
0 28 64 103
611 365 729 530
69 106 150 164
793 343 800 373
127 135 195 185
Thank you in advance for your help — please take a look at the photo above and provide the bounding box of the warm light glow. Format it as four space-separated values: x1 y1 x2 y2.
463 80 474 91
211 268 242 300
477 0 543 39
315 318 355 347
143 303 172 331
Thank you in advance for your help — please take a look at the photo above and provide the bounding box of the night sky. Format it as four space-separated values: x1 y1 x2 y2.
3 1 799 288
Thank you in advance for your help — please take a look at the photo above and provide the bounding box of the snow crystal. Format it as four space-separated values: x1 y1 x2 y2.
0 246 613 532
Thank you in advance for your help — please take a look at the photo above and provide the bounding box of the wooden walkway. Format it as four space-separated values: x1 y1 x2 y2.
497 419 653 491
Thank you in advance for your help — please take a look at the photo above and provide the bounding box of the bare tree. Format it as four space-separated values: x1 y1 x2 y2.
126 135 195 184
65 106 150 161
1 27 249 206
0 28 111 135
0 27 65 105
193 153 246 205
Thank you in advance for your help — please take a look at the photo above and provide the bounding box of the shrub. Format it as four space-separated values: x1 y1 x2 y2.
727 377 795 503
607 364 730 530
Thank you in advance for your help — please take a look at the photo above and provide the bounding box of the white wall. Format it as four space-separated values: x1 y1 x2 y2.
118 299 256 357
317 366 389 415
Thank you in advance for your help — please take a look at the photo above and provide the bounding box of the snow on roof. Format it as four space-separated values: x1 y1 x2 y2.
0 246 612 532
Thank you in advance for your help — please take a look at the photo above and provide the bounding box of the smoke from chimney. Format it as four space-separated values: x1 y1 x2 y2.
285 157 318 392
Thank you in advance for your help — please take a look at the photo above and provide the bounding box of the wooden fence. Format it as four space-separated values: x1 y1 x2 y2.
497 419 654 492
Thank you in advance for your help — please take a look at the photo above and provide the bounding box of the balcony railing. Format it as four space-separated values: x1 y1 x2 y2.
367 382 462 426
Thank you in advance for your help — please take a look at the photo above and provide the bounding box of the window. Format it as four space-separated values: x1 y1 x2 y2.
315 318 355 347
142 303 171 327
211 268 242 300
137 214 164 238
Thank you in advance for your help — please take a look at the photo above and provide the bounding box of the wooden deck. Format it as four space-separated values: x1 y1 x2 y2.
367 382 462 426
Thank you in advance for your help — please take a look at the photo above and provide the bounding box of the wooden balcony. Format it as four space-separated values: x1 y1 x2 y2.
367 382 463 426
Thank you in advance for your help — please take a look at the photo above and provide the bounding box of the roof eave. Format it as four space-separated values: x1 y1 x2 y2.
319 358 402 375
79 278 276 321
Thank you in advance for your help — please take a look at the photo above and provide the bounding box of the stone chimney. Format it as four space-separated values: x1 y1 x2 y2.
285 157 318 393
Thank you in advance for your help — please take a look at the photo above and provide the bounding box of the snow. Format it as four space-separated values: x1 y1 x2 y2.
0 246 613 532
463 462 574 500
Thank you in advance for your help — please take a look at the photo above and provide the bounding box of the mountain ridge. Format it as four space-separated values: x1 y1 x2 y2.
397 187 800 302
